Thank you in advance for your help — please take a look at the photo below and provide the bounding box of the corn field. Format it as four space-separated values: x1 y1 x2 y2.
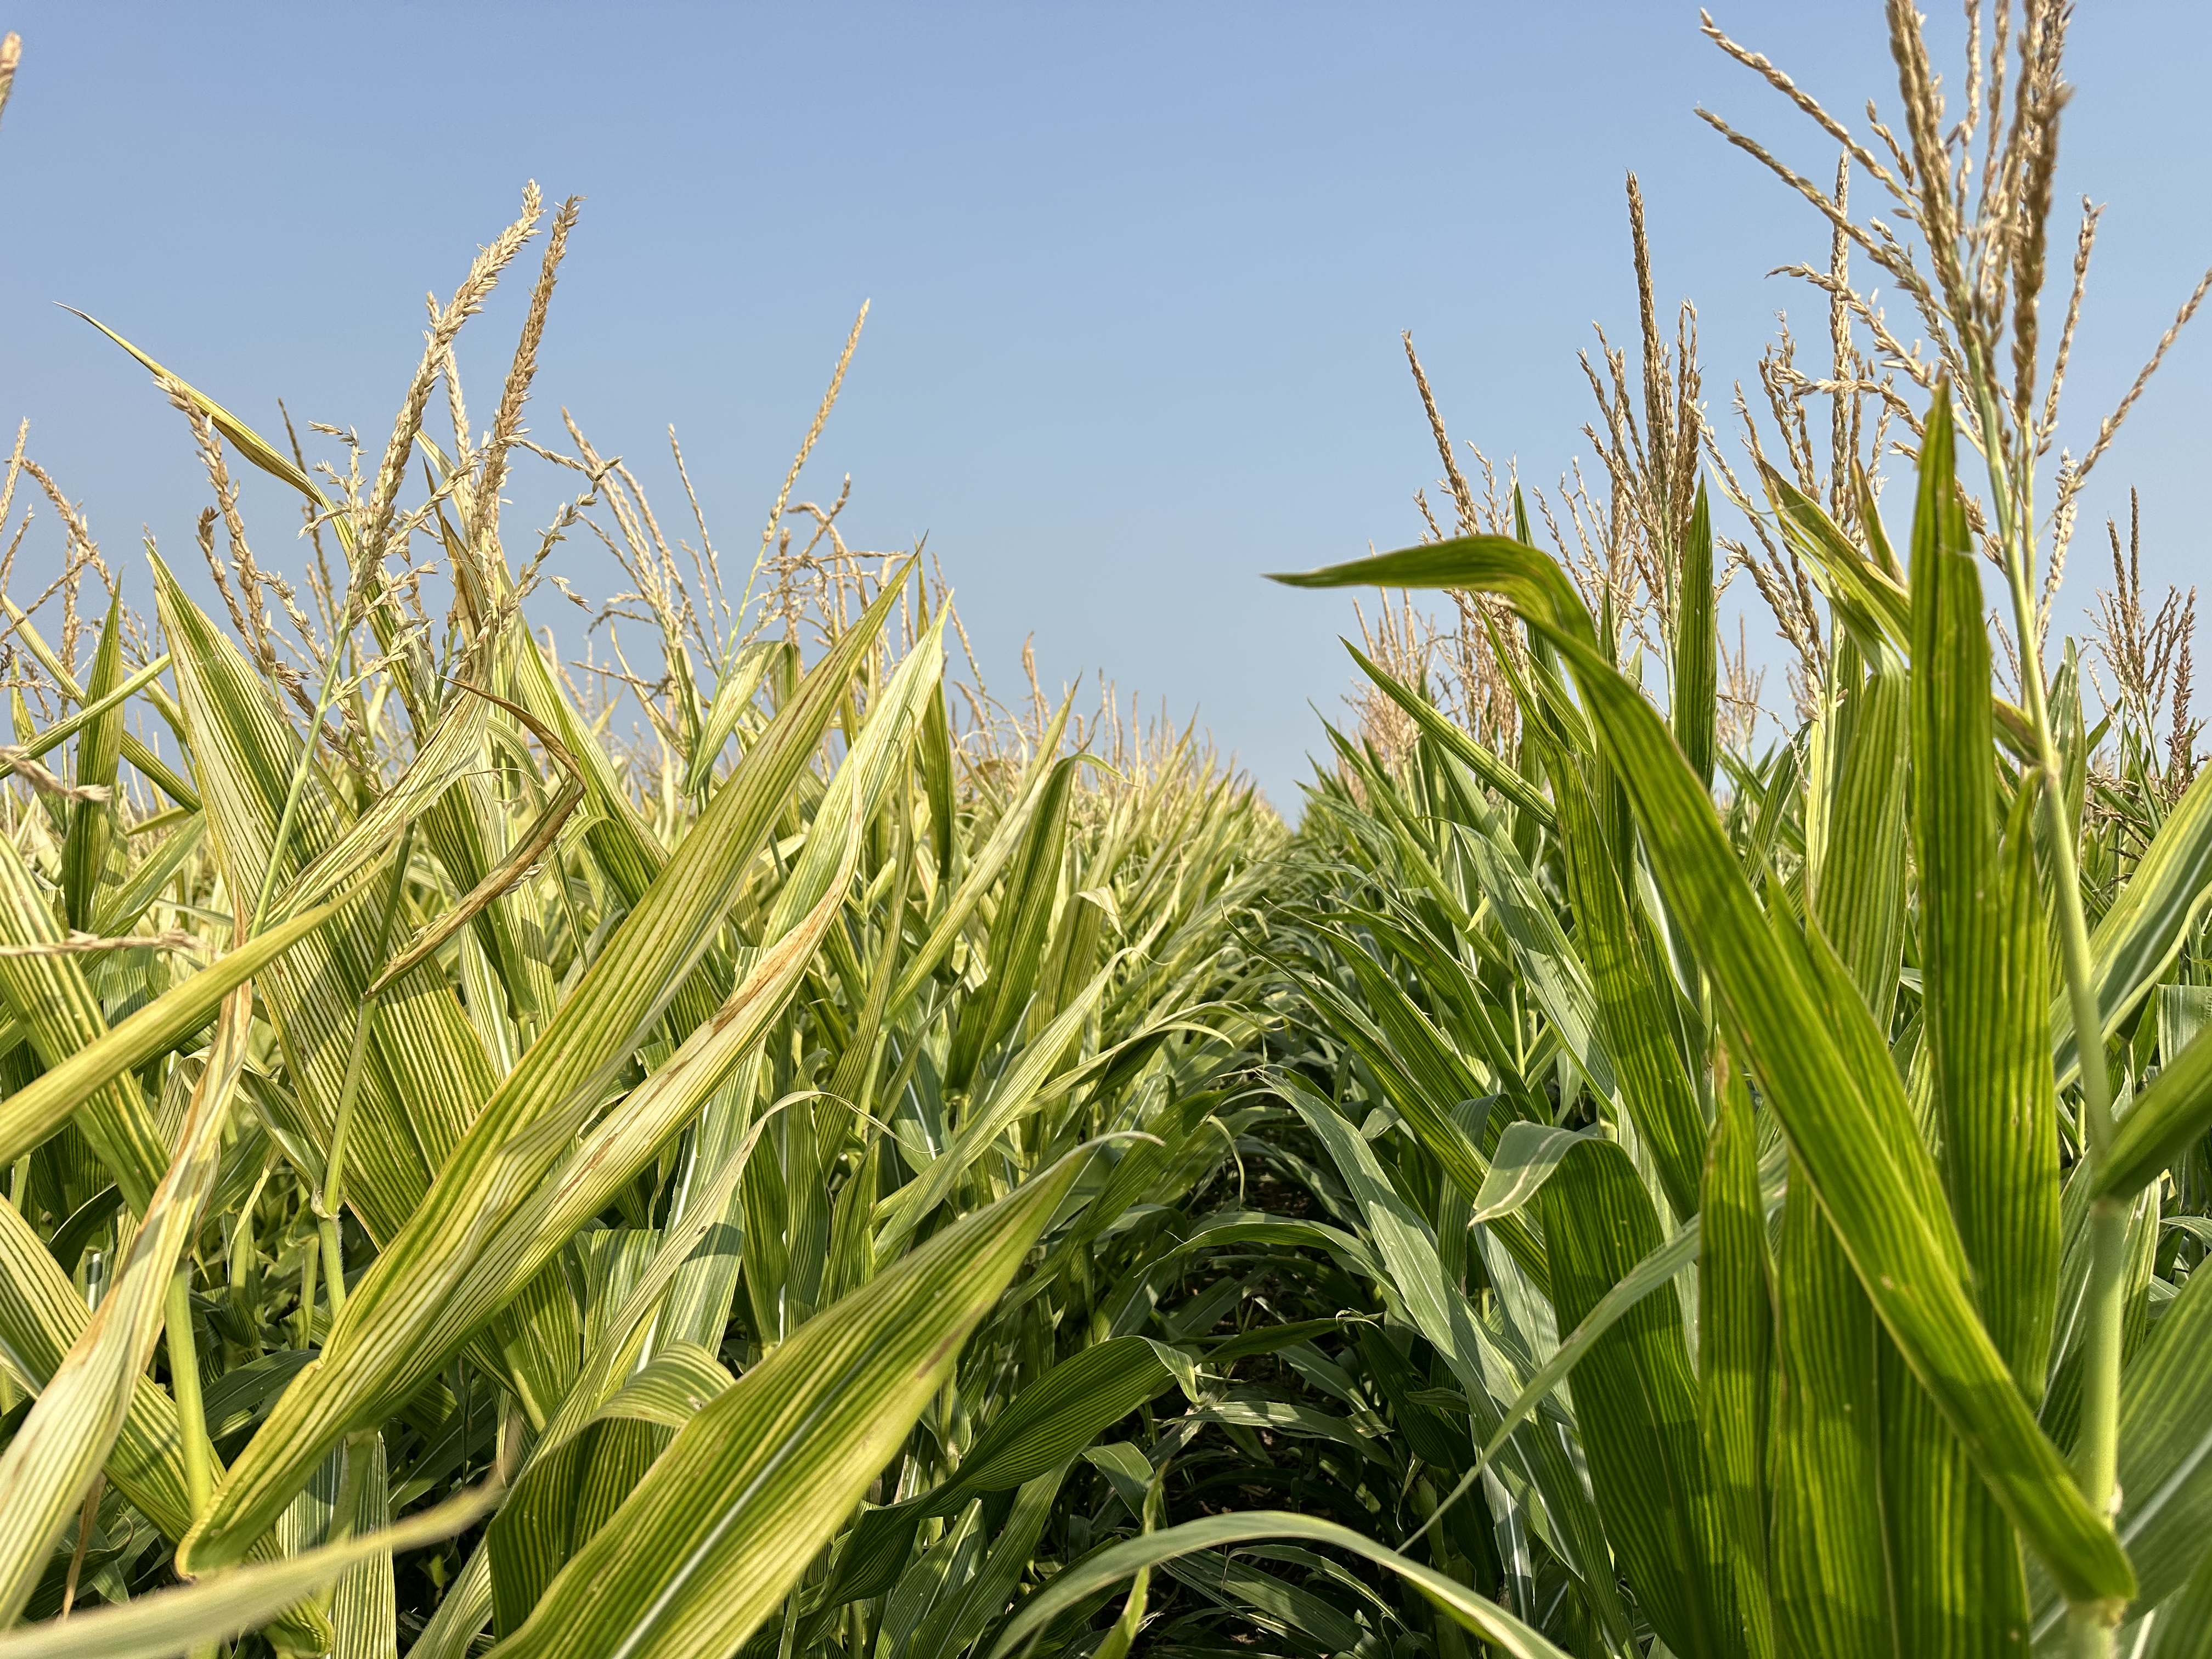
4 7 2212 1659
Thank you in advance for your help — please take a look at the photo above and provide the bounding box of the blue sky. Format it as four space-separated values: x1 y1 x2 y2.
2 2 2207 807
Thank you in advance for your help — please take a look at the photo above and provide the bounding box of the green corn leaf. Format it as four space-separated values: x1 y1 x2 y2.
2158 985 2212 1064
1470 1120 1604 1223
264 676 491 926
1910 446 2064 1397
1880 1320 2033 1659
876 950 1121 1250
825 1335 1186 1605
154 553 498 1248
0 1482 496 1659
1537 1135 1746 1659
1572 612 2128 1610
1769 1159 1891 1658
2097 1021 2212 1201
0 984 249 1626
1345 639 1555 826
2106 1256 2212 1620
681 637 784 796
0 890 354 1172
0 1181 196 1542
0 832 172 1213
906 1464 1069 1659
892 693 1075 1013
761 614 944 936
0 653 174 789
1547 747 1707 1220
2055 764 2212 1089
409 1537 495 1659
70 310 332 511
325 1435 396 1659
1700 1066 1775 1659
119 731 199 811
479 1147 1098 1659
984 1511 1574 1659
2144 1554 2212 1659
1159 1546 1367 1654
0 1192 330 1655
200 802 860 1578
1456 817 1617 1104
1810 644 1910 1028
61 600 125 932
1269 533 1593 649
1307 926 1491 1144
484 1096 815 1633
1280 1074 1634 1641
920 665 957 879
90 812 204 939
1672 479 1718 790
1761 464 1912 656
945 755 1075 1091
591 1342 733 1430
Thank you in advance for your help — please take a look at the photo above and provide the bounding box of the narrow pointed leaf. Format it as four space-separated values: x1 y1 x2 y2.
482 1149 1097 1659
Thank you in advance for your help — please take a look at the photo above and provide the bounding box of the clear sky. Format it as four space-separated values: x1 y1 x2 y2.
2 2 2207 808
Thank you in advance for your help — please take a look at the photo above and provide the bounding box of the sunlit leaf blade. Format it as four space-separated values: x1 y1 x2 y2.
69 309 332 511
1268 534 1592 648
0 983 249 1625
0 1178 331 1654
826 1335 1186 1605
2054 765 2212 1089
2098 1021 2212 1201
1538 1136 1745 1658
681 637 783 796
1547 748 1706 1220
60 600 125 932
1909 403 2062 1400
482 1148 1097 1659
0 891 353 1171
1769 1160 1890 1658
0 1482 497 1659
1762 463 1912 657
0 831 172 1212
2109 1260 2212 1619
1346 639 1555 826
1672 479 1717 789
1810 640 1910 1025
1469 1120 1600 1224
154 552 497 1245
1699 1066 1775 1659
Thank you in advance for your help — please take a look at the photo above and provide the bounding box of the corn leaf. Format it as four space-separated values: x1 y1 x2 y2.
0 1482 496 1659
182 572 910 1571
985 1511 1573 1659
0 981 249 1625
481 1147 1097 1659
1538 1135 1745 1657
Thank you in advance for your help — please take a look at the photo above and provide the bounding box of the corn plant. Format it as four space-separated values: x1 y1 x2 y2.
0 52 1289 1650
9 4 2212 1658
998 9 2212 1659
